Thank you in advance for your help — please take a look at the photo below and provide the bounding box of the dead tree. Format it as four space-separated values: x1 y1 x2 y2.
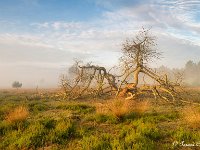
116 29 181 101
60 29 183 102
59 61 119 99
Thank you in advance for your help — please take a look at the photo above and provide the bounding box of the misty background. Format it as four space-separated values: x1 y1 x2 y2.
0 0 200 88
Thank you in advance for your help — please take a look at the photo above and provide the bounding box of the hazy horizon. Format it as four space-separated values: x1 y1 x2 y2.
1 0 200 88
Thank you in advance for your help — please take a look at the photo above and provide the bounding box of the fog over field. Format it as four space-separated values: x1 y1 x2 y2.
0 0 200 88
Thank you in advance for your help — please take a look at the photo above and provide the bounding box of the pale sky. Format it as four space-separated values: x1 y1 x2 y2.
0 0 200 88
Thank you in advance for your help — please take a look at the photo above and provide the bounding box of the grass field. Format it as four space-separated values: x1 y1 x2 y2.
0 89 200 150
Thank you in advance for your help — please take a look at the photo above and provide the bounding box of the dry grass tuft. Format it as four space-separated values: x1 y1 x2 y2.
182 106 200 128
133 101 151 113
108 99 133 118
95 102 109 114
6 106 29 123
95 99 150 119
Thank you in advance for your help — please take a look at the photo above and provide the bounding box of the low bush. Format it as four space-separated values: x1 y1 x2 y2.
95 114 118 124
81 134 112 150
173 127 200 143
57 103 95 114
118 120 161 149
0 117 76 150
29 102 50 113
181 106 200 128
51 119 76 144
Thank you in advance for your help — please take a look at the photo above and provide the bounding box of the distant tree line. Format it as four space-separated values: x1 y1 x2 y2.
157 60 200 86
184 60 200 86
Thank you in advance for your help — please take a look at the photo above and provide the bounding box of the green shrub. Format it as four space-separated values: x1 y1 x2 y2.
0 117 76 150
131 138 156 150
173 128 200 142
116 126 157 150
78 124 96 137
95 114 118 124
142 111 179 123
57 103 95 114
29 102 50 113
0 121 10 136
136 122 161 140
40 117 56 129
0 130 20 149
0 126 33 149
117 120 161 150
51 119 76 144
14 122 47 149
8 95 22 101
124 112 139 121
81 134 112 150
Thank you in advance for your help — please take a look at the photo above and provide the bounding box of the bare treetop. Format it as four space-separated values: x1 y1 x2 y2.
121 28 161 67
